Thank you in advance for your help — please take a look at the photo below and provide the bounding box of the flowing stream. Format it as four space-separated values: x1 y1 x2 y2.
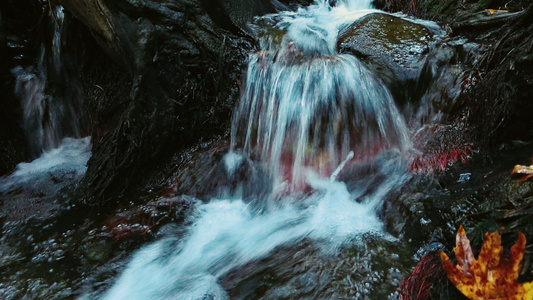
102 0 419 298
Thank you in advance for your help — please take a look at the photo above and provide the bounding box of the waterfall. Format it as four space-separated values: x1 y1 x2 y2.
11 5 84 158
0 6 91 199
231 52 410 187
101 1 414 299
230 0 410 188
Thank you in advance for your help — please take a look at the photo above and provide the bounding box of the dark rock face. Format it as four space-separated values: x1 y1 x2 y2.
277 0 314 9
201 0 277 31
462 7 533 152
0 0 312 200
381 0 533 154
0 64 28 176
0 10 3 56
55 0 269 206
0 0 42 175
0 0 96 174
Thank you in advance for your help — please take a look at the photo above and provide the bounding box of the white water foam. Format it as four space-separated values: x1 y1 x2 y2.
223 152 245 176
0 137 91 193
102 176 390 300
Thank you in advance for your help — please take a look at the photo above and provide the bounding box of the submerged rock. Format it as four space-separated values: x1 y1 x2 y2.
220 237 410 299
174 142 273 207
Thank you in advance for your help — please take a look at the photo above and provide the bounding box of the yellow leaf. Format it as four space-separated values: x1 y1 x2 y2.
440 226 533 300
511 165 533 182
485 9 509 15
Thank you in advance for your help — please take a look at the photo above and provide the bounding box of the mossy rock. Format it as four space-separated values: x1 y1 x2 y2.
338 12 445 110
338 13 433 70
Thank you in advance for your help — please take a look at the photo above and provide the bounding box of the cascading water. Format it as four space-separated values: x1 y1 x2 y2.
232 35 410 187
230 1 411 189
1 6 91 198
11 6 85 158
102 1 416 298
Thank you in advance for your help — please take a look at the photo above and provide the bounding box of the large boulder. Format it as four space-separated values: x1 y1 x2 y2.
380 0 533 154
338 13 434 75
338 13 437 107
54 0 281 206
337 12 483 128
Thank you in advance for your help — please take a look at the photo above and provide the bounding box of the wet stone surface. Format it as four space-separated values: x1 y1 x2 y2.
2 144 533 298
220 236 413 299
0 185 198 299
338 13 436 71
382 144 533 292
0 1 532 298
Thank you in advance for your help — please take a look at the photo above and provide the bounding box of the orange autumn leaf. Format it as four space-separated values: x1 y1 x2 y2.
511 165 533 182
485 9 509 14
440 226 533 300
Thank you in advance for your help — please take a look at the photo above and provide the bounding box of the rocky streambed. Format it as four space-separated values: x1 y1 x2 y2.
1 138 533 299
1 0 533 299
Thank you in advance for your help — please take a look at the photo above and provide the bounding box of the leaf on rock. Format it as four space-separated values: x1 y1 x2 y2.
485 9 509 15
511 165 533 182
440 226 533 300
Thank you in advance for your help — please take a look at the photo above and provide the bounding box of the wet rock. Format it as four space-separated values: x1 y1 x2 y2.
417 47 463 115
0 212 92 299
1 188 199 298
83 239 112 262
383 145 533 293
339 13 434 72
409 124 474 174
0 1 41 175
201 0 277 32
338 13 435 73
220 237 411 299
338 13 442 109
0 243 23 270
382 0 533 154
53 0 258 206
0 137 90 223
277 0 314 9
461 5 533 153
452 10 524 32
175 144 273 206
102 195 196 249
339 12 486 126
249 15 287 48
